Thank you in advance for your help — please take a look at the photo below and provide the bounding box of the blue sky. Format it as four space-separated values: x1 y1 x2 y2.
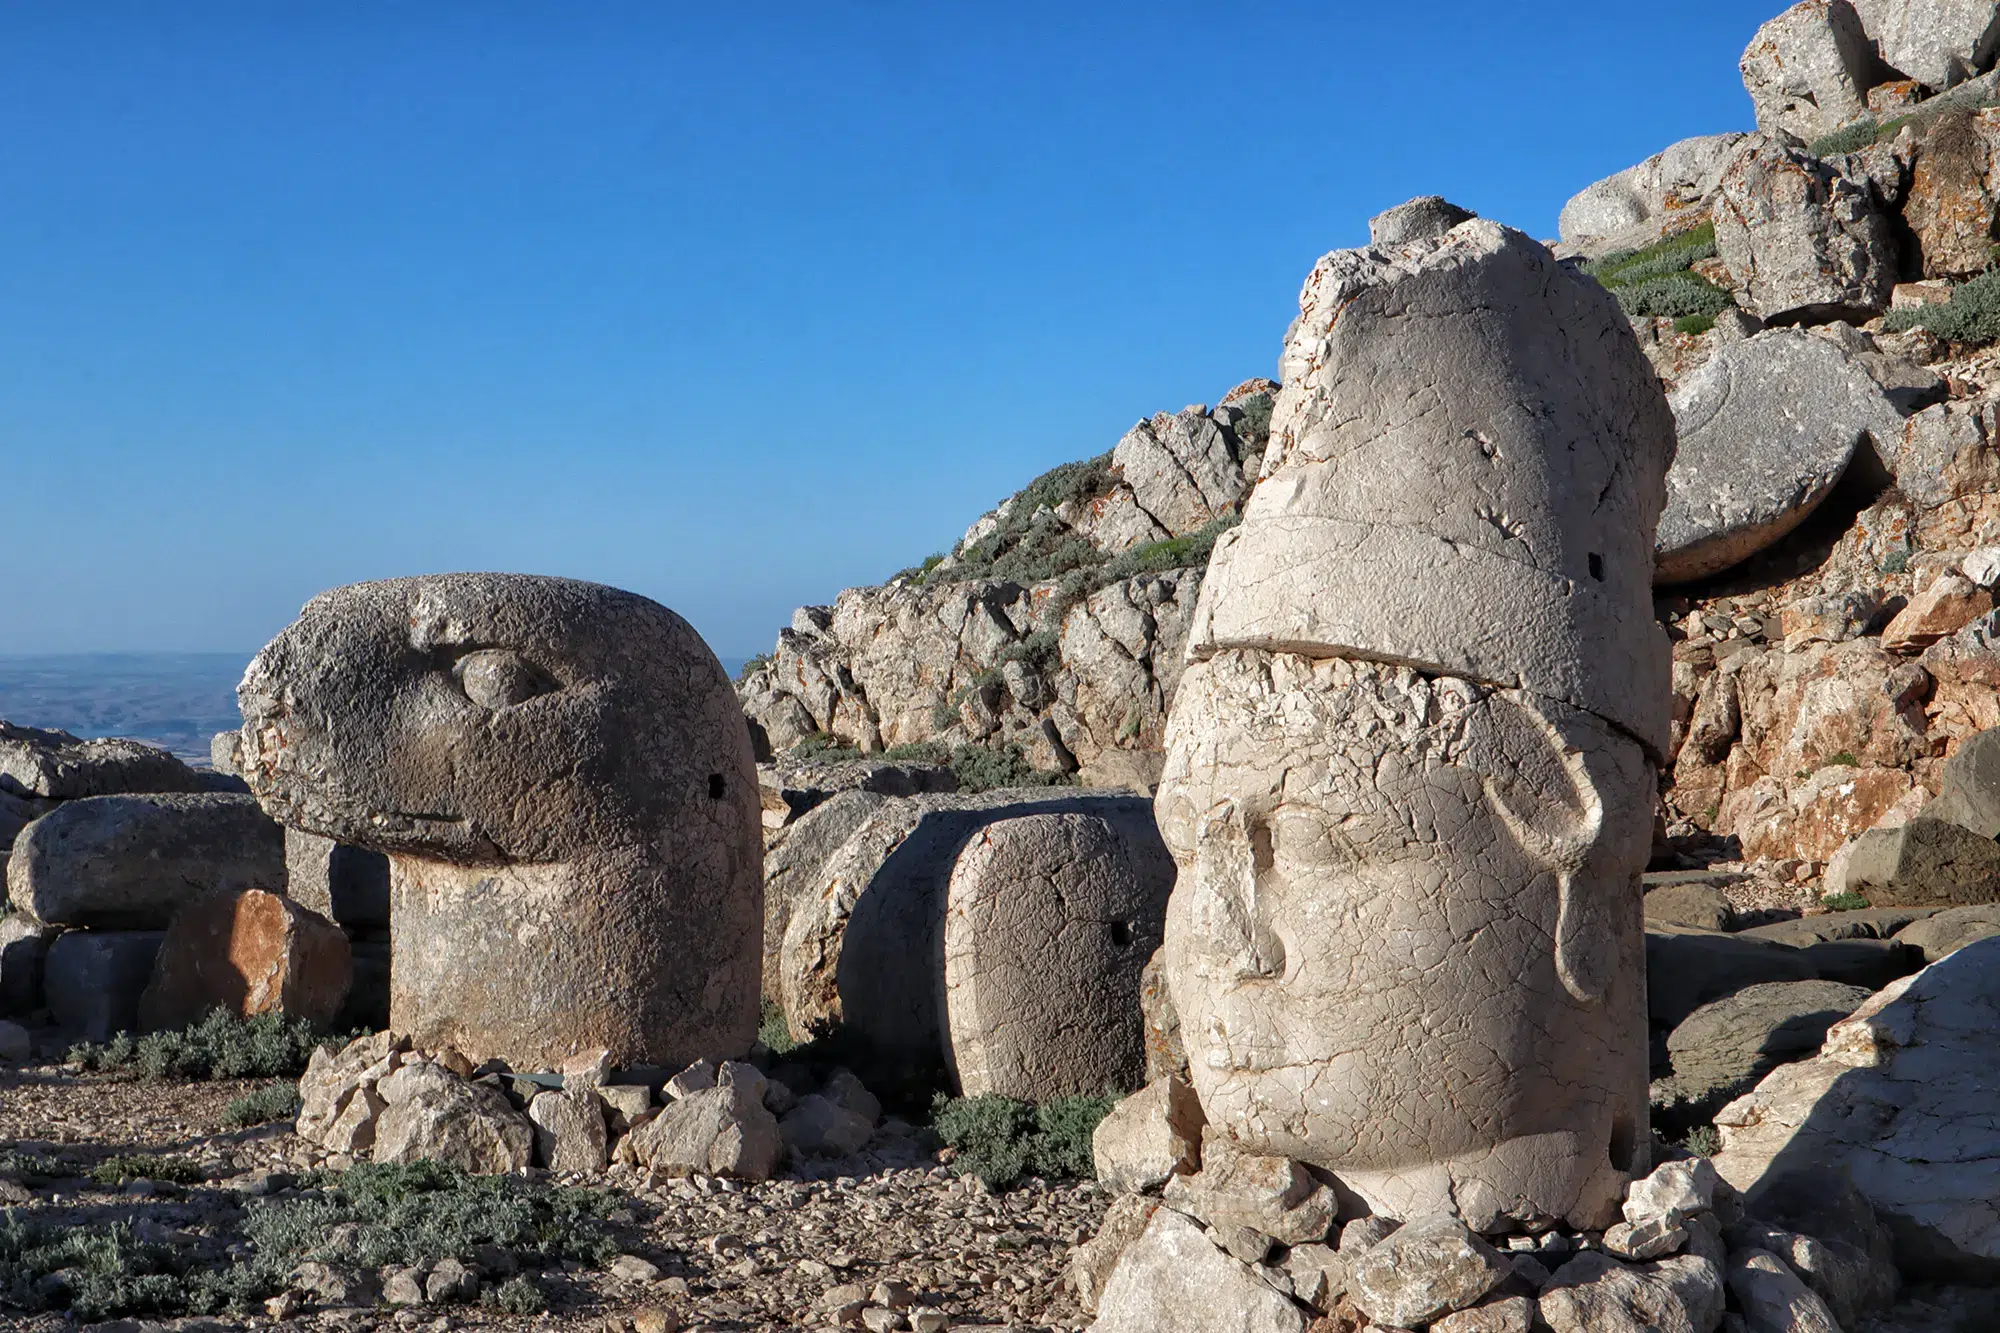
1 2 1778 658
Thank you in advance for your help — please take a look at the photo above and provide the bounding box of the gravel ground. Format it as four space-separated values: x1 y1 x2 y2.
0 1055 1108 1333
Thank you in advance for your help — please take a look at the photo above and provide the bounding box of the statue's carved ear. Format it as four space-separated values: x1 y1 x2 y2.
1463 691 1614 1005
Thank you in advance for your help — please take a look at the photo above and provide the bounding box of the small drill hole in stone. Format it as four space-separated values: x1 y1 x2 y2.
708 774 726 799
1588 552 1605 581
1108 921 1134 948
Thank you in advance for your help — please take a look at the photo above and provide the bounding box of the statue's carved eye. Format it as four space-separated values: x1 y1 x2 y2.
452 648 556 710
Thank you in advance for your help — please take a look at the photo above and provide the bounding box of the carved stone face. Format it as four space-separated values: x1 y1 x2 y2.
1157 650 1653 1230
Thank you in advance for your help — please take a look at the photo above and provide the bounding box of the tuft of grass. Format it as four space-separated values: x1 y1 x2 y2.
1809 117 1881 157
758 999 798 1057
1681 1125 1721 1158
1822 891 1871 912
1885 269 2000 346
89 1154 204 1188
786 732 864 764
223 1082 302 1129
0 1150 66 1184
931 1092 1116 1190
735 653 773 682
1674 312 1719 336
68 1010 337 1081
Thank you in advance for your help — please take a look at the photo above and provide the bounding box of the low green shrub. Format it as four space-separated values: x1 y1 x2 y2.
68 1010 333 1081
758 999 798 1056
89 1154 204 1187
1821 891 1871 911
944 742 1073 793
0 1215 275 1319
932 1092 1116 1190
787 732 864 763
1674 312 1718 336
0 1150 65 1184
1824 752 1860 768
1681 1124 1721 1158
1809 117 1882 157
1582 222 1737 321
223 1082 302 1129
1885 269 2000 345
735 653 773 682
485 1274 547 1314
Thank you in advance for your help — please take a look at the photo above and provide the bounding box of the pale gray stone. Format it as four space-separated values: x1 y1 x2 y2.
7 793 284 930
1188 218 1674 753
1348 1216 1510 1329
1652 981 1872 1133
1728 1248 1841 1333
1538 1249 1726 1333
1895 902 2000 960
296 1031 402 1154
1646 927 1820 1030
1731 1168 1901 1325
1626 1158 1722 1227
1713 938 2000 1280
1087 1206 1307 1333
1106 407 1255 545
209 730 241 777
762 789 892 1002
1713 135 1899 323
283 828 390 930
1741 0 1886 141
0 720 213 800
1605 1216 1690 1261
1558 134 1750 246
1368 195 1475 246
778 1093 874 1158
1092 1076 1203 1195
943 811 1173 1099
238 573 763 1072
627 1080 781 1180
1067 1195 1163 1315
1837 816 2000 906
528 1087 608 1173
1658 330 1900 583
1432 1296 1536 1333
1162 1147 1337 1246
42 929 163 1040
1922 726 2000 837
1851 0 2000 89
373 1061 534 1175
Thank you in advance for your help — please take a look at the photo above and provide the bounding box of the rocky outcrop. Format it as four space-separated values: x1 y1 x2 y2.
1713 134 1898 323
0 721 221 801
1742 2 1887 142
1558 134 1750 253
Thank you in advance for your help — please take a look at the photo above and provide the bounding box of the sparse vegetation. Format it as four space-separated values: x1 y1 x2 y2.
1809 117 1883 157
68 1010 336 1081
0 1215 274 1319
223 1082 303 1128
1674 312 1718 337
783 735 1073 793
1885 269 2000 346
1824 751 1861 768
1681 1124 1721 1158
931 1092 1116 1190
758 998 798 1056
89 1154 204 1188
786 731 862 763
1822 891 1871 911
1583 222 1737 321
735 652 773 682
486 1275 547 1314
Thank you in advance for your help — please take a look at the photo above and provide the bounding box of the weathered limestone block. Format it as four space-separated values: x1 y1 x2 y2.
1851 0 2000 91
237 574 762 1071
628 1075 781 1180
43 929 164 1040
1087 1206 1307 1333
136 888 351 1033
8 793 285 930
1558 134 1749 250
1656 330 1899 584
1712 937 2000 1280
943 811 1173 1099
1923 724 2000 835
528 1087 609 1173
1162 215 1670 1233
1091 1076 1203 1195
284 828 391 930
1740 0 1886 142
1713 134 1898 323
373 1060 534 1175
1650 979 1872 1135
1837 815 2000 905
0 913 55 1015
1370 194 1476 246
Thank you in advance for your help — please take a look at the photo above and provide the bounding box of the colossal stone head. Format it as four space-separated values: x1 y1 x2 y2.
239 573 761 1069
1160 211 1674 1230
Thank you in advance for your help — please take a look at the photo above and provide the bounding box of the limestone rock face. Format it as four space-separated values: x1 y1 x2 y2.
1162 216 1669 1233
237 574 762 1071
1657 331 1900 584
1851 0 2000 90
1712 936 2000 1280
943 811 1174 1098
1713 135 1898 324
136 888 352 1033
1087 1206 1307 1333
1369 195 1476 246
1558 134 1750 250
7 793 285 930
1740 0 1886 142
1902 105 2000 279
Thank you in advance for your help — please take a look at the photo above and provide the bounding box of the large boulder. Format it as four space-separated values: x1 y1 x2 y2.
1087 1206 1307 1333
761 789 892 998
778 788 1164 1074
0 721 214 800
1650 979 1872 1134
1921 724 2000 836
1901 105 2000 280
1712 936 2000 1280
1656 330 1900 584
1837 815 2000 905
1851 0 2000 90
283 829 390 931
1369 195 1476 246
43 929 164 1040
237 574 763 1071
1162 216 1670 1232
1536 1246 1726 1333
1558 134 1750 251
1712 134 1899 324
1741 0 1889 142
1091 1076 1203 1195
135 888 351 1033
373 1060 535 1175
6 793 284 930
627 1066 781 1180
943 811 1174 1099
1894 901 2000 958
1646 927 1821 1030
